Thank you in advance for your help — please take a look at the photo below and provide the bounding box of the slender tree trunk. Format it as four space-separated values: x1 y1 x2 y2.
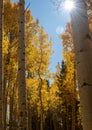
71 72 76 130
71 95 76 130
0 0 3 129
53 115 57 130
39 78 43 130
18 0 28 129
9 85 14 130
38 76 43 130
66 104 69 130
71 0 92 129
28 102 32 130
9 96 13 130
3 79 7 130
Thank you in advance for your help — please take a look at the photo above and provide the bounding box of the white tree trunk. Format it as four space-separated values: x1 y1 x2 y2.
71 0 92 129
18 0 28 129
0 0 3 129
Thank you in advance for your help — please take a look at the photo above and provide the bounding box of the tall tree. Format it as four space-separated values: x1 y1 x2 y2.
71 0 92 129
0 0 3 129
59 22 83 130
38 28 43 130
18 0 27 129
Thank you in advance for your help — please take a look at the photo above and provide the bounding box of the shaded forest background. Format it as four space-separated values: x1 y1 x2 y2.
1 0 92 130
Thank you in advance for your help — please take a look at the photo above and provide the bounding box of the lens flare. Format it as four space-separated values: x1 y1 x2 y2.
64 0 74 12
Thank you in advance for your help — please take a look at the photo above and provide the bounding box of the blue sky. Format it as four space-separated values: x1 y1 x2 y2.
12 0 70 73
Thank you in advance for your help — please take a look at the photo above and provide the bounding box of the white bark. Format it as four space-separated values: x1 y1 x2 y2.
18 0 28 129
0 0 3 129
71 0 92 129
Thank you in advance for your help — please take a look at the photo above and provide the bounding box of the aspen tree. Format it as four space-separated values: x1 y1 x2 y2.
38 28 43 130
0 0 3 129
71 0 92 129
18 0 27 129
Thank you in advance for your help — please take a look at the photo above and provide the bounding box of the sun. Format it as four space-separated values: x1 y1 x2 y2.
64 0 75 12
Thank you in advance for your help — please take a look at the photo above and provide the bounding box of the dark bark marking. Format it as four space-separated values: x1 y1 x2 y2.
79 49 84 52
21 59 25 61
19 2 22 6
18 68 21 70
22 103 26 105
20 112 23 117
21 21 23 24
86 34 92 40
81 82 92 87
23 52 25 55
